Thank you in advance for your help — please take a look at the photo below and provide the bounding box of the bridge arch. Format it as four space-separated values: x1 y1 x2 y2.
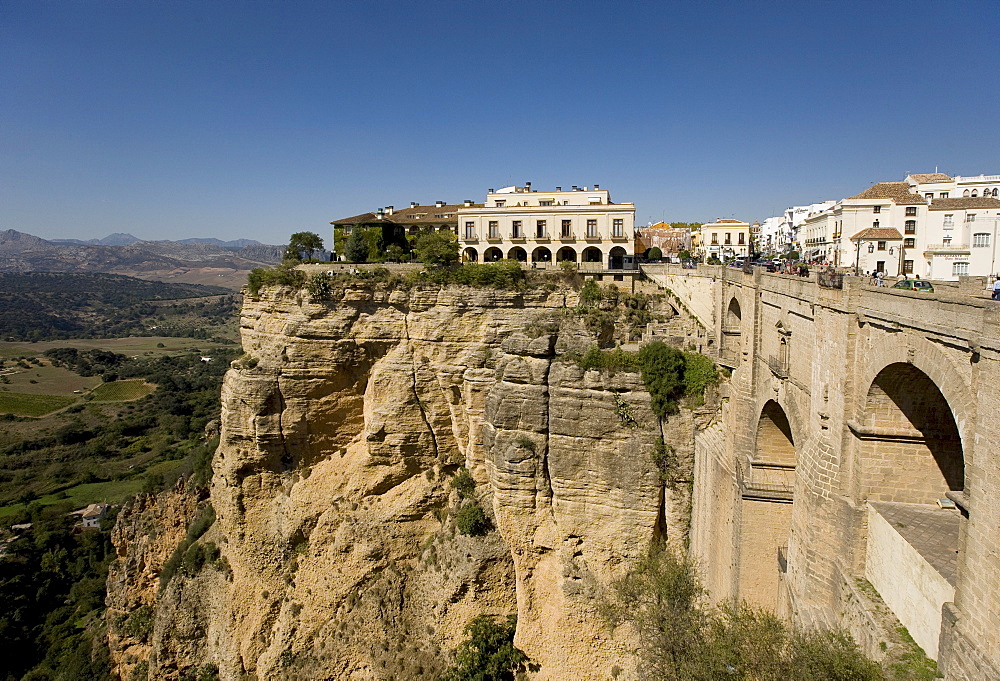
737 399 799 613
858 363 964 503
727 296 742 329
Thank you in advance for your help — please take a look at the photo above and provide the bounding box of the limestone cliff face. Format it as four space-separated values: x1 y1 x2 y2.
111 280 702 680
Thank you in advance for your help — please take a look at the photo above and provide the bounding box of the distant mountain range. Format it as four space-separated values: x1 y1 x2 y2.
51 233 266 249
0 229 285 287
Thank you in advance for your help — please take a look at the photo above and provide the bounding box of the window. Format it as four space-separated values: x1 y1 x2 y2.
495 200 505 208
904 238 915 247
873 205 881 214
903 260 914 274
905 220 916 234
464 221 475 239
536 220 547 238
738 233 745 245
488 221 499 238
905 206 917 216
943 236 952 244
612 219 623 237
877 241 887 251
711 233 719 245
973 233 990 247
876 261 885 273
953 262 969 276
966 213 977 223
561 220 572 238
943 214 954 228
724 233 732 245
539 200 553 206
343 225 353 235
971 190 979 198
925 193 934 200
586 219 598 238
512 220 522 238
963 190 971 197
941 192 949 198
873 220 880 228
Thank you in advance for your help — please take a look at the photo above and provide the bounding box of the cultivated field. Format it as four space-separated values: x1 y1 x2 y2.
0 336 233 357
89 379 154 402
0 392 77 418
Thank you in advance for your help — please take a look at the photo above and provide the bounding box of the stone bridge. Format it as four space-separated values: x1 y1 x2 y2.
642 264 1000 681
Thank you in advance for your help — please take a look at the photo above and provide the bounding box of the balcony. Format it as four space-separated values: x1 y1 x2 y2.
486 234 503 242
509 233 526 242
924 243 970 254
559 232 576 242
736 458 795 501
584 233 602 242
534 234 551 243
610 233 629 242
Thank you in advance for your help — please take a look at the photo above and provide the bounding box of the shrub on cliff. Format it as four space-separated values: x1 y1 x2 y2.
455 501 489 536
451 467 476 499
603 547 885 681
246 263 306 297
406 260 526 289
439 615 527 681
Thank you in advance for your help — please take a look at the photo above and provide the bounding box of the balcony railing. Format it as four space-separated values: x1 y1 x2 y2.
767 355 788 378
924 243 970 252
736 458 795 501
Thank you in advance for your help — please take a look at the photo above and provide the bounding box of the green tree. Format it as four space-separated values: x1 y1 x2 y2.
345 229 370 264
637 341 686 417
648 246 663 261
284 231 324 262
439 615 527 681
677 249 692 262
603 547 885 681
414 229 459 266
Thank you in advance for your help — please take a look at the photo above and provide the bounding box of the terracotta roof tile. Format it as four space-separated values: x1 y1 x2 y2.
849 228 903 241
330 203 483 226
907 173 953 183
848 182 927 205
927 197 1000 211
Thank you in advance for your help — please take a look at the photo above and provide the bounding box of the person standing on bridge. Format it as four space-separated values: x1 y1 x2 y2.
992 276 1000 300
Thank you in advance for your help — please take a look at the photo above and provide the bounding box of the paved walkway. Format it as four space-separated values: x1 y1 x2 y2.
869 501 961 586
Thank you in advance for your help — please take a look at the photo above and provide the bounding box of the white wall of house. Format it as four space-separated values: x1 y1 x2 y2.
456 185 635 268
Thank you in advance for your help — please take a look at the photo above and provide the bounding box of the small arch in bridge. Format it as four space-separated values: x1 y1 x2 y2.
755 400 795 465
860 363 964 501
727 297 742 329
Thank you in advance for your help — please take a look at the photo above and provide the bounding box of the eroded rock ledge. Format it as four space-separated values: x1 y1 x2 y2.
110 281 712 681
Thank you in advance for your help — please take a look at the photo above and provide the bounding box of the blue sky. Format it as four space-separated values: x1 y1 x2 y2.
2 0 998 244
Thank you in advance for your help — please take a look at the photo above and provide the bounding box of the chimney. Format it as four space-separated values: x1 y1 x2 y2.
376 208 384 218
572 185 578 191
385 205 394 215
488 188 494 193
556 186 562 192
526 181 532 190
463 199 473 207
594 184 600 190
410 201 418 208
435 200 445 208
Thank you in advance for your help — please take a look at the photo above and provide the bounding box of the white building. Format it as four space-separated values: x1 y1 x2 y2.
798 173 1000 279
456 184 636 270
697 219 751 261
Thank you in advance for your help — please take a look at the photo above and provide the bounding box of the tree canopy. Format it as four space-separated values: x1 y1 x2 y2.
414 229 459 266
345 229 370 263
284 231 324 262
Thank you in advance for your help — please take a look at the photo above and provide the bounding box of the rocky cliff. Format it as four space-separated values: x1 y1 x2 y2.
109 277 714 680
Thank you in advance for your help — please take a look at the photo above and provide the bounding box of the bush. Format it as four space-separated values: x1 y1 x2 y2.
648 246 663 261
455 501 489 536
439 615 527 681
123 605 154 641
451 467 476 499
637 342 687 417
406 260 526 289
345 229 370 263
579 280 602 306
247 264 306 297
603 547 885 681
